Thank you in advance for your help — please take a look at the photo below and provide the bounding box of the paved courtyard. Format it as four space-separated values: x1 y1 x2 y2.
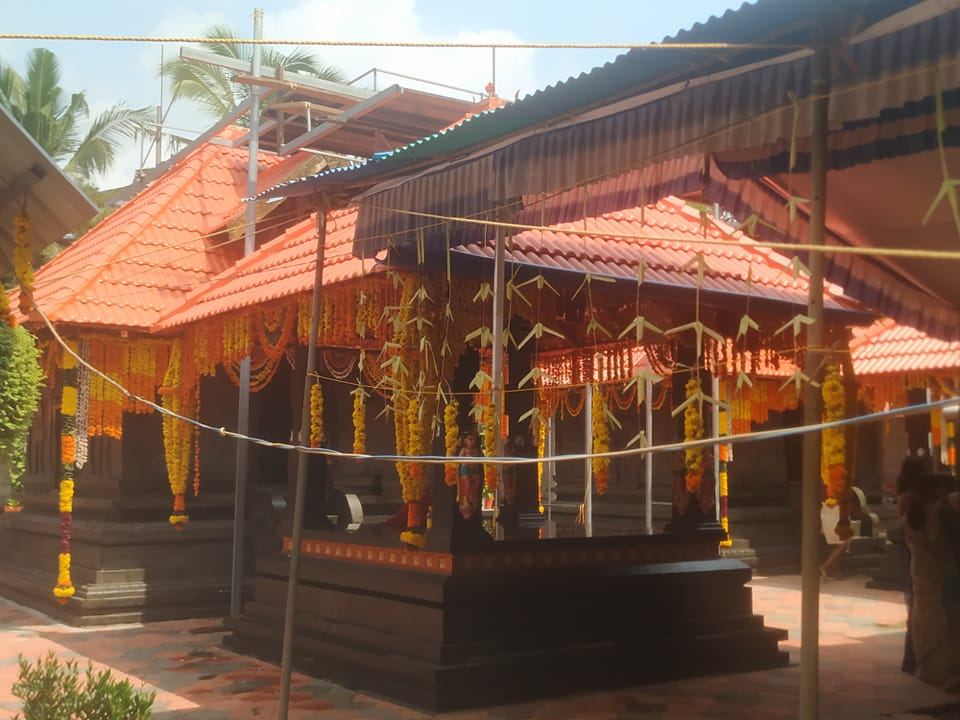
0 574 957 719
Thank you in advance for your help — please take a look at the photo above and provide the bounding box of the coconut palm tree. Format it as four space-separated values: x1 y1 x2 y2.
0 48 151 184
162 24 345 121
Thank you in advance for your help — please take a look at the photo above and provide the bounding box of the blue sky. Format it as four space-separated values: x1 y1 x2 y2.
2 0 744 187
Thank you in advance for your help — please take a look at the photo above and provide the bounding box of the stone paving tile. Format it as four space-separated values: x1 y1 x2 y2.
0 575 957 719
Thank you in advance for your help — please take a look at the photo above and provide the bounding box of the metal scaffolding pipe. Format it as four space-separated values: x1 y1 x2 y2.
230 6 263 620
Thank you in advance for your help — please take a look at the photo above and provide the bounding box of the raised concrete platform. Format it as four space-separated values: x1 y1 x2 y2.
227 530 788 712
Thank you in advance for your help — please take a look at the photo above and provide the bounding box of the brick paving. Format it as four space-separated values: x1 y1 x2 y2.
0 575 956 719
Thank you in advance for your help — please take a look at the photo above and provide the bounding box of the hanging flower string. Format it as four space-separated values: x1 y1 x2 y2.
352 386 367 454
13 210 34 317
821 362 853 540
443 398 459 486
160 340 191 529
591 385 611 495
719 443 732 547
683 377 705 494
75 340 90 469
54 341 79 604
309 382 324 447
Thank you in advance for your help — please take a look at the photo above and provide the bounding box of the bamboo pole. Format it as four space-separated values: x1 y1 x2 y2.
584 382 593 537
230 7 264 620
277 197 328 720
491 222 506 514
799 37 831 720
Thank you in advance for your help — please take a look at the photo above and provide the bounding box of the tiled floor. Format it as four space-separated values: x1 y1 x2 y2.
0 575 956 719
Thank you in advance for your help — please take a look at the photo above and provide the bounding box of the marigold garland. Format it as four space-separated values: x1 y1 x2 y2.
591 385 611 495
309 382 325 447
54 341 78 604
405 397 424 494
443 398 460 486
13 211 33 316
352 387 367 454
537 416 547 512
821 362 852 539
481 389 498 492
160 340 191 528
683 377 705 495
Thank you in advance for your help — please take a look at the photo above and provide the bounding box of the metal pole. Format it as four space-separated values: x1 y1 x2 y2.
800 36 831 720
491 223 506 508
277 199 328 720
584 383 593 538
230 7 263 620
712 374 721 522
644 378 654 535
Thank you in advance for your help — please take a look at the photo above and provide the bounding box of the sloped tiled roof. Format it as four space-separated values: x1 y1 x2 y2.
155 208 370 329
23 127 307 329
455 197 855 310
851 318 960 376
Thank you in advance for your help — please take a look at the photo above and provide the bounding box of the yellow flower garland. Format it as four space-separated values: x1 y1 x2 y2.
591 385 610 495
352 387 366 454
309 382 324 447
406 397 424 493
54 341 78 604
160 340 191 528
13 211 33 316
443 398 459 486
821 363 847 506
684 377 705 494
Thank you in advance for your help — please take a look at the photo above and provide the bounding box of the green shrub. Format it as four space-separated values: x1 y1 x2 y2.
0 324 43 501
12 652 156 719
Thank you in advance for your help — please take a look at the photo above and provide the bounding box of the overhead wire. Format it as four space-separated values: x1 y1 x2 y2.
0 34 806 50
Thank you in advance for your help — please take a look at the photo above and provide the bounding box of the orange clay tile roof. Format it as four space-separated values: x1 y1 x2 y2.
155 208 371 329
851 318 960 376
157 196 859 332
455 197 855 310
23 127 307 329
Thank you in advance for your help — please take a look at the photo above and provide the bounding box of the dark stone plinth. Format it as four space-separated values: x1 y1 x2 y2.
0 498 235 626
226 532 788 712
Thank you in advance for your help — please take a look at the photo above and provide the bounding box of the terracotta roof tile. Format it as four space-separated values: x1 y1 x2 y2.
155 208 371 329
455 197 853 309
851 318 960 376
23 126 308 329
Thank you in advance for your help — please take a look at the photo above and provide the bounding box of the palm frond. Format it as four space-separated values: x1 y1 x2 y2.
66 103 152 181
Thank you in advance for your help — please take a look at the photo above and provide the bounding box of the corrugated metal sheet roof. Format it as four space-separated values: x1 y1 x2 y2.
23 127 307 329
455 197 854 310
259 0 916 200
851 318 960 376
0 104 97 257
155 208 371 329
